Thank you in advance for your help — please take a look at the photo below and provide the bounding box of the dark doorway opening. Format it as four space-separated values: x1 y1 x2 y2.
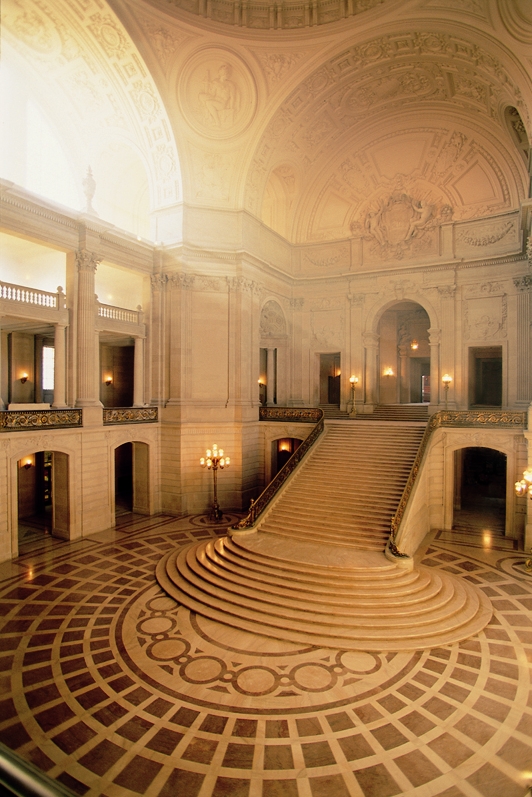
453 447 506 535
115 443 133 515
410 358 430 403
469 347 502 407
320 353 341 405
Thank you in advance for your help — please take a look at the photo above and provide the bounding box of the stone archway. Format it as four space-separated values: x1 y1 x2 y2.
376 301 431 406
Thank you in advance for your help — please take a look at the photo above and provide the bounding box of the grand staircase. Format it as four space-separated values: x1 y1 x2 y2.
259 422 425 551
157 419 492 651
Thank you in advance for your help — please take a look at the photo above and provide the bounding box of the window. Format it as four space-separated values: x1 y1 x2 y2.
42 346 55 391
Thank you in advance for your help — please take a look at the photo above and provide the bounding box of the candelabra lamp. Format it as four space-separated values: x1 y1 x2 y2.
349 375 358 417
200 444 230 522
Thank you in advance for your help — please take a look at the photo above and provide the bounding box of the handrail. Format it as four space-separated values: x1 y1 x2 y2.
232 407 324 530
0 740 76 796
389 409 527 556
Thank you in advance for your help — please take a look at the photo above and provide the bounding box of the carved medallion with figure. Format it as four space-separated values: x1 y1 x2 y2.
180 51 256 139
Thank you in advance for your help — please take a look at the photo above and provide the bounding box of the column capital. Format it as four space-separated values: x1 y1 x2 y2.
75 249 100 272
151 274 168 290
428 327 441 345
514 275 532 292
363 331 379 348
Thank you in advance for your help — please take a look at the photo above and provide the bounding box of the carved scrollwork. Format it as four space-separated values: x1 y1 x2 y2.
1 409 82 431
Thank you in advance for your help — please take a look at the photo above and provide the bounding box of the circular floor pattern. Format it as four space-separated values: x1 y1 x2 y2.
0 514 531 797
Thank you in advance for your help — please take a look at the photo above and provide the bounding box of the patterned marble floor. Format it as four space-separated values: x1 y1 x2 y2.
0 513 531 797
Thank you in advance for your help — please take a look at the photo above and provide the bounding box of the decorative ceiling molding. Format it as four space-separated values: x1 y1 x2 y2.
245 29 530 242
140 0 388 31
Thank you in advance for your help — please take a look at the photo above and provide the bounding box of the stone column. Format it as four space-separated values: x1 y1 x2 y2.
75 249 101 407
166 273 194 406
0 317 4 409
514 276 531 405
437 285 456 409
428 327 441 408
348 293 364 411
34 335 44 403
289 298 305 406
363 332 379 408
266 347 276 406
133 335 145 407
150 273 167 407
525 403 532 552
52 323 67 408
398 343 409 404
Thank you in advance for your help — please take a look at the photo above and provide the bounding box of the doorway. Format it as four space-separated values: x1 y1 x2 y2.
115 443 133 515
271 438 302 477
319 353 341 405
453 447 506 534
17 450 70 549
410 358 430 403
114 441 150 517
469 347 502 407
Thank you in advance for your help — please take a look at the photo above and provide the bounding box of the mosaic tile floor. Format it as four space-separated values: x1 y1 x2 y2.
1 513 531 797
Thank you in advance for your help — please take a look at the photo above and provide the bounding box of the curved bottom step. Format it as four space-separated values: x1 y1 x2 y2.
156 535 493 652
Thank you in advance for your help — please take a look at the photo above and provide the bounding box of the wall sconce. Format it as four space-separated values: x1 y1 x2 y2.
20 373 29 384
410 340 419 350
23 458 33 470
105 376 113 386
442 374 452 410
383 367 394 377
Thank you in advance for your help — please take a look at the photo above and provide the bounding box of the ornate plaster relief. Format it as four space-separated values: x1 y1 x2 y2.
178 48 257 139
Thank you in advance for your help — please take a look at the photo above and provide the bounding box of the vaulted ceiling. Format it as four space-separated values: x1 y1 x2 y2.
2 0 531 244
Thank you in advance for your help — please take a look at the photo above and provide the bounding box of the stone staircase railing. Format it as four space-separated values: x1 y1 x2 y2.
232 407 324 530
389 409 527 556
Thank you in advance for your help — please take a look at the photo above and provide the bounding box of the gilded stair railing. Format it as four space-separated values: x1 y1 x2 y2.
231 407 324 531
389 409 527 557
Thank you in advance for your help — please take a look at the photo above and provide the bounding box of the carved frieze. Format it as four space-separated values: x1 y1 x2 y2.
303 246 349 270
457 220 515 248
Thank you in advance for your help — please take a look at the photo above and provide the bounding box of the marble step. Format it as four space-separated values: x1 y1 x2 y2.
176 545 463 623
157 544 491 650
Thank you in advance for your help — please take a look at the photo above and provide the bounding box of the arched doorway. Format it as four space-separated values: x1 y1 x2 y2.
18 450 70 548
114 441 150 517
377 302 430 405
453 447 506 536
